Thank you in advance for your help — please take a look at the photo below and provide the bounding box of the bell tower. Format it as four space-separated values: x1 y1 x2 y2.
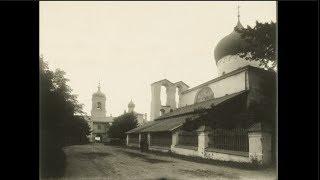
91 83 106 118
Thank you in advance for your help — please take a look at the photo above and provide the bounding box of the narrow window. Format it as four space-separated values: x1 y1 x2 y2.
97 102 102 110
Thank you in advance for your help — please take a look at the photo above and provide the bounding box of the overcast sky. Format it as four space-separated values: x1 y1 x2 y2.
40 1 276 120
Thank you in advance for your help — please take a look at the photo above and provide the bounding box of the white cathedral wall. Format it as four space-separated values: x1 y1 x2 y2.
179 71 246 106
217 55 261 76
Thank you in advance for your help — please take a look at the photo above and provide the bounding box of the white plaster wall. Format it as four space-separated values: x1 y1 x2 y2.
249 132 272 165
149 146 170 153
171 147 199 157
203 151 250 163
179 71 246 106
217 55 261 76
127 143 139 148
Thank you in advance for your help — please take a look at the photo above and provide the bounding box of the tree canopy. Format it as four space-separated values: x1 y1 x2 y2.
237 21 277 71
40 55 91 177
107 112 138 140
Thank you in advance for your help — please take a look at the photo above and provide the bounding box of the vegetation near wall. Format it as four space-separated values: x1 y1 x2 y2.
108 112 138 143
40 56 91 178
237 21 276 70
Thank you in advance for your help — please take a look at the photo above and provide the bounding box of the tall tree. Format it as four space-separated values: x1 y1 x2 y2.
40 56 91 177
237 21 277 70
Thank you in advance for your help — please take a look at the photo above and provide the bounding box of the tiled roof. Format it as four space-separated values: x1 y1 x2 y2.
156 90 248 120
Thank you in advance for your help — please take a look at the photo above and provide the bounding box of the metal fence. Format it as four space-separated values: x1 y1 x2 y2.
208 128 248 152
150 132 172 147
178 131 198 147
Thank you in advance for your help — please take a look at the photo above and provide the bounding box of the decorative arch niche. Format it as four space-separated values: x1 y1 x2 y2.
194 87 214 103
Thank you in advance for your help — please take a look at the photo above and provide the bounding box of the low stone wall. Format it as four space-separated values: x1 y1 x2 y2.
127 143 139 148
170 145 249 163
126 125 272 165
148 145 171 153
204 149 250 163
171 145 199 157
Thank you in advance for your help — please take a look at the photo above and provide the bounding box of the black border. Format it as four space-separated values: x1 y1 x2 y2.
0 1 39 179
0 1 318 179
278 1 318 179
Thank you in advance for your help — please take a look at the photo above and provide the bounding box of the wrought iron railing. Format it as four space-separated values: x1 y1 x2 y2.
208 128 249 152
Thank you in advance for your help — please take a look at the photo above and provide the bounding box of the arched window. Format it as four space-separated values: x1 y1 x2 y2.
97 102 102 110
175 87 180 108
195 87 214 103
160 86 167 106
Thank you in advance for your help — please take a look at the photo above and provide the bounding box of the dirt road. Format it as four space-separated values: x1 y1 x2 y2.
61 144 276 180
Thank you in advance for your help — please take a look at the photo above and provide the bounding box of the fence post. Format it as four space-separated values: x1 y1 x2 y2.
171 129 180 149
197 125 212 157
138 133 141 148
248 123 272 165
126 134 129 146
147 133 151 147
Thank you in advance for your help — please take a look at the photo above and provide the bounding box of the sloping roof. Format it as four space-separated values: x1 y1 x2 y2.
126 120 160 134
141 114 200 133
156 90 248 120
126 90 247 134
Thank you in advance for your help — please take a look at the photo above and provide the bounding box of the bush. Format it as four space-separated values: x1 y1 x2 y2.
108 112 138 140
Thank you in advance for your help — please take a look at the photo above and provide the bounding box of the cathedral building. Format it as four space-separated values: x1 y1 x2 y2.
126 13 276 165
87 84 114 142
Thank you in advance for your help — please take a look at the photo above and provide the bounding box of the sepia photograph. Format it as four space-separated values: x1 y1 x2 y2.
40 1 277 179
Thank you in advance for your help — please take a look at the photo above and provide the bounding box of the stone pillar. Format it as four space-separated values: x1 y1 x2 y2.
197 125 211 157
126 134 129 146
166 86 176 109
171 130 180 149
248 124 272 165
138 133 142 148
150 84 161 120
177 88 183 108
147 133 151 147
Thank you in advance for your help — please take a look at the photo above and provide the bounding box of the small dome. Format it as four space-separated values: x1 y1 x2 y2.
93 85 105 97
214 21 246 63
128 100 135 108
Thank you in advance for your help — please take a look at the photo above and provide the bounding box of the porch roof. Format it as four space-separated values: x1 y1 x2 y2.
140 114 200 133
126 120 160 134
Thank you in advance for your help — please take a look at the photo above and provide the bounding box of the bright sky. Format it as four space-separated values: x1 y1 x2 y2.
40 1 276 120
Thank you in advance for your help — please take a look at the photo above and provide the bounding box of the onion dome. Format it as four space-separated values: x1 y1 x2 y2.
214 7 247 63
93 83 105 98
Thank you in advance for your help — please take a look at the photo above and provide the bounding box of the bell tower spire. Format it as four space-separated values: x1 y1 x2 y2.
235 5 244 30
